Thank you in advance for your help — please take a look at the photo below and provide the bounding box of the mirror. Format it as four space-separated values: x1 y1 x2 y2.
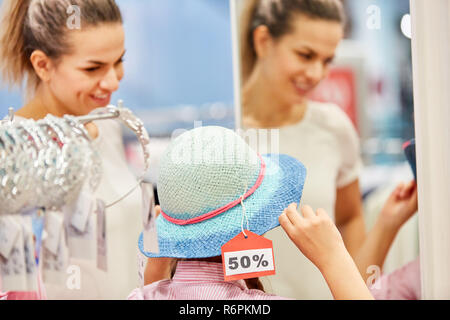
230 0 417 299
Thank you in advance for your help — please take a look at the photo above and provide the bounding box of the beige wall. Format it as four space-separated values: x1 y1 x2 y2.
410 0 450 300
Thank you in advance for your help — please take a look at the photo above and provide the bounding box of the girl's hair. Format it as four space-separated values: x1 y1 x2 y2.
0 0 122 97
239 0 346 83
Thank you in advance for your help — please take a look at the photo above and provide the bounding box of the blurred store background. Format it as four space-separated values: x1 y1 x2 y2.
0 0 417 276
339 0 418 275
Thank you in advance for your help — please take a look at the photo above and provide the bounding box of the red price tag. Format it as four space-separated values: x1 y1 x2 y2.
221 230 275 282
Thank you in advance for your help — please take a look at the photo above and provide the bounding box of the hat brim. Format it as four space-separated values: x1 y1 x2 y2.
139 154 306 258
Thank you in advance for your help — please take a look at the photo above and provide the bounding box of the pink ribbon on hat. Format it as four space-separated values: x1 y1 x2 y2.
160 154 266 225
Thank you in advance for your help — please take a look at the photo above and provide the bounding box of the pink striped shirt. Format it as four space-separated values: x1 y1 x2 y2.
128 261 288 300
0 270 47 300
370 258 421 300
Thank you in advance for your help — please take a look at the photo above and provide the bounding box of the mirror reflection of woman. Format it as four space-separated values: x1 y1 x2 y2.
240 0 366 299
0 0 142 299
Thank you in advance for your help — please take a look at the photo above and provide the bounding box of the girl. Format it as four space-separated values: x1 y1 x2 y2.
239 0 366 299
128 126 374 300
0 0 142 299
138 178 418 300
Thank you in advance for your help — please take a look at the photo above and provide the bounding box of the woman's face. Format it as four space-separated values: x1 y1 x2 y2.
260 14 344 106
47 23 125 116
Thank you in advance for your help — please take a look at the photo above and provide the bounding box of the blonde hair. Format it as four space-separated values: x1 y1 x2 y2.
0 0 122 98
239 0 346 83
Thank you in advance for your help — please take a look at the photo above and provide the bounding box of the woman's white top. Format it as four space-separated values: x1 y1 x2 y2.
245 101 362 299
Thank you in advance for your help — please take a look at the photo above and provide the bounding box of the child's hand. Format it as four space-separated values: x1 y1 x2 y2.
279 204 348 272
379 181 418 231
279 204 375 300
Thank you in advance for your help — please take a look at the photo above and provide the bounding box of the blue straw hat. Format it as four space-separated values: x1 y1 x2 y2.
139 126 306 258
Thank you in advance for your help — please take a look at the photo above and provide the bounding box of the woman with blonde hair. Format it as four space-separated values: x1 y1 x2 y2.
0 0 142 299
238 0 366 299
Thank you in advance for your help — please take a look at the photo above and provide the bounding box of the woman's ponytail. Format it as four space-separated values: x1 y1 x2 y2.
0 0 34 94
239 0 260 84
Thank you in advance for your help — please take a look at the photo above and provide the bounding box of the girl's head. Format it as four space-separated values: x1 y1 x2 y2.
240 0 346 106
0 0 124 116
140 126 306 292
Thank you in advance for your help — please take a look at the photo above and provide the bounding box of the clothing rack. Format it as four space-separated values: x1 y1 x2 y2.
0 101 152 294
0 100 149 216
2 104 122 125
